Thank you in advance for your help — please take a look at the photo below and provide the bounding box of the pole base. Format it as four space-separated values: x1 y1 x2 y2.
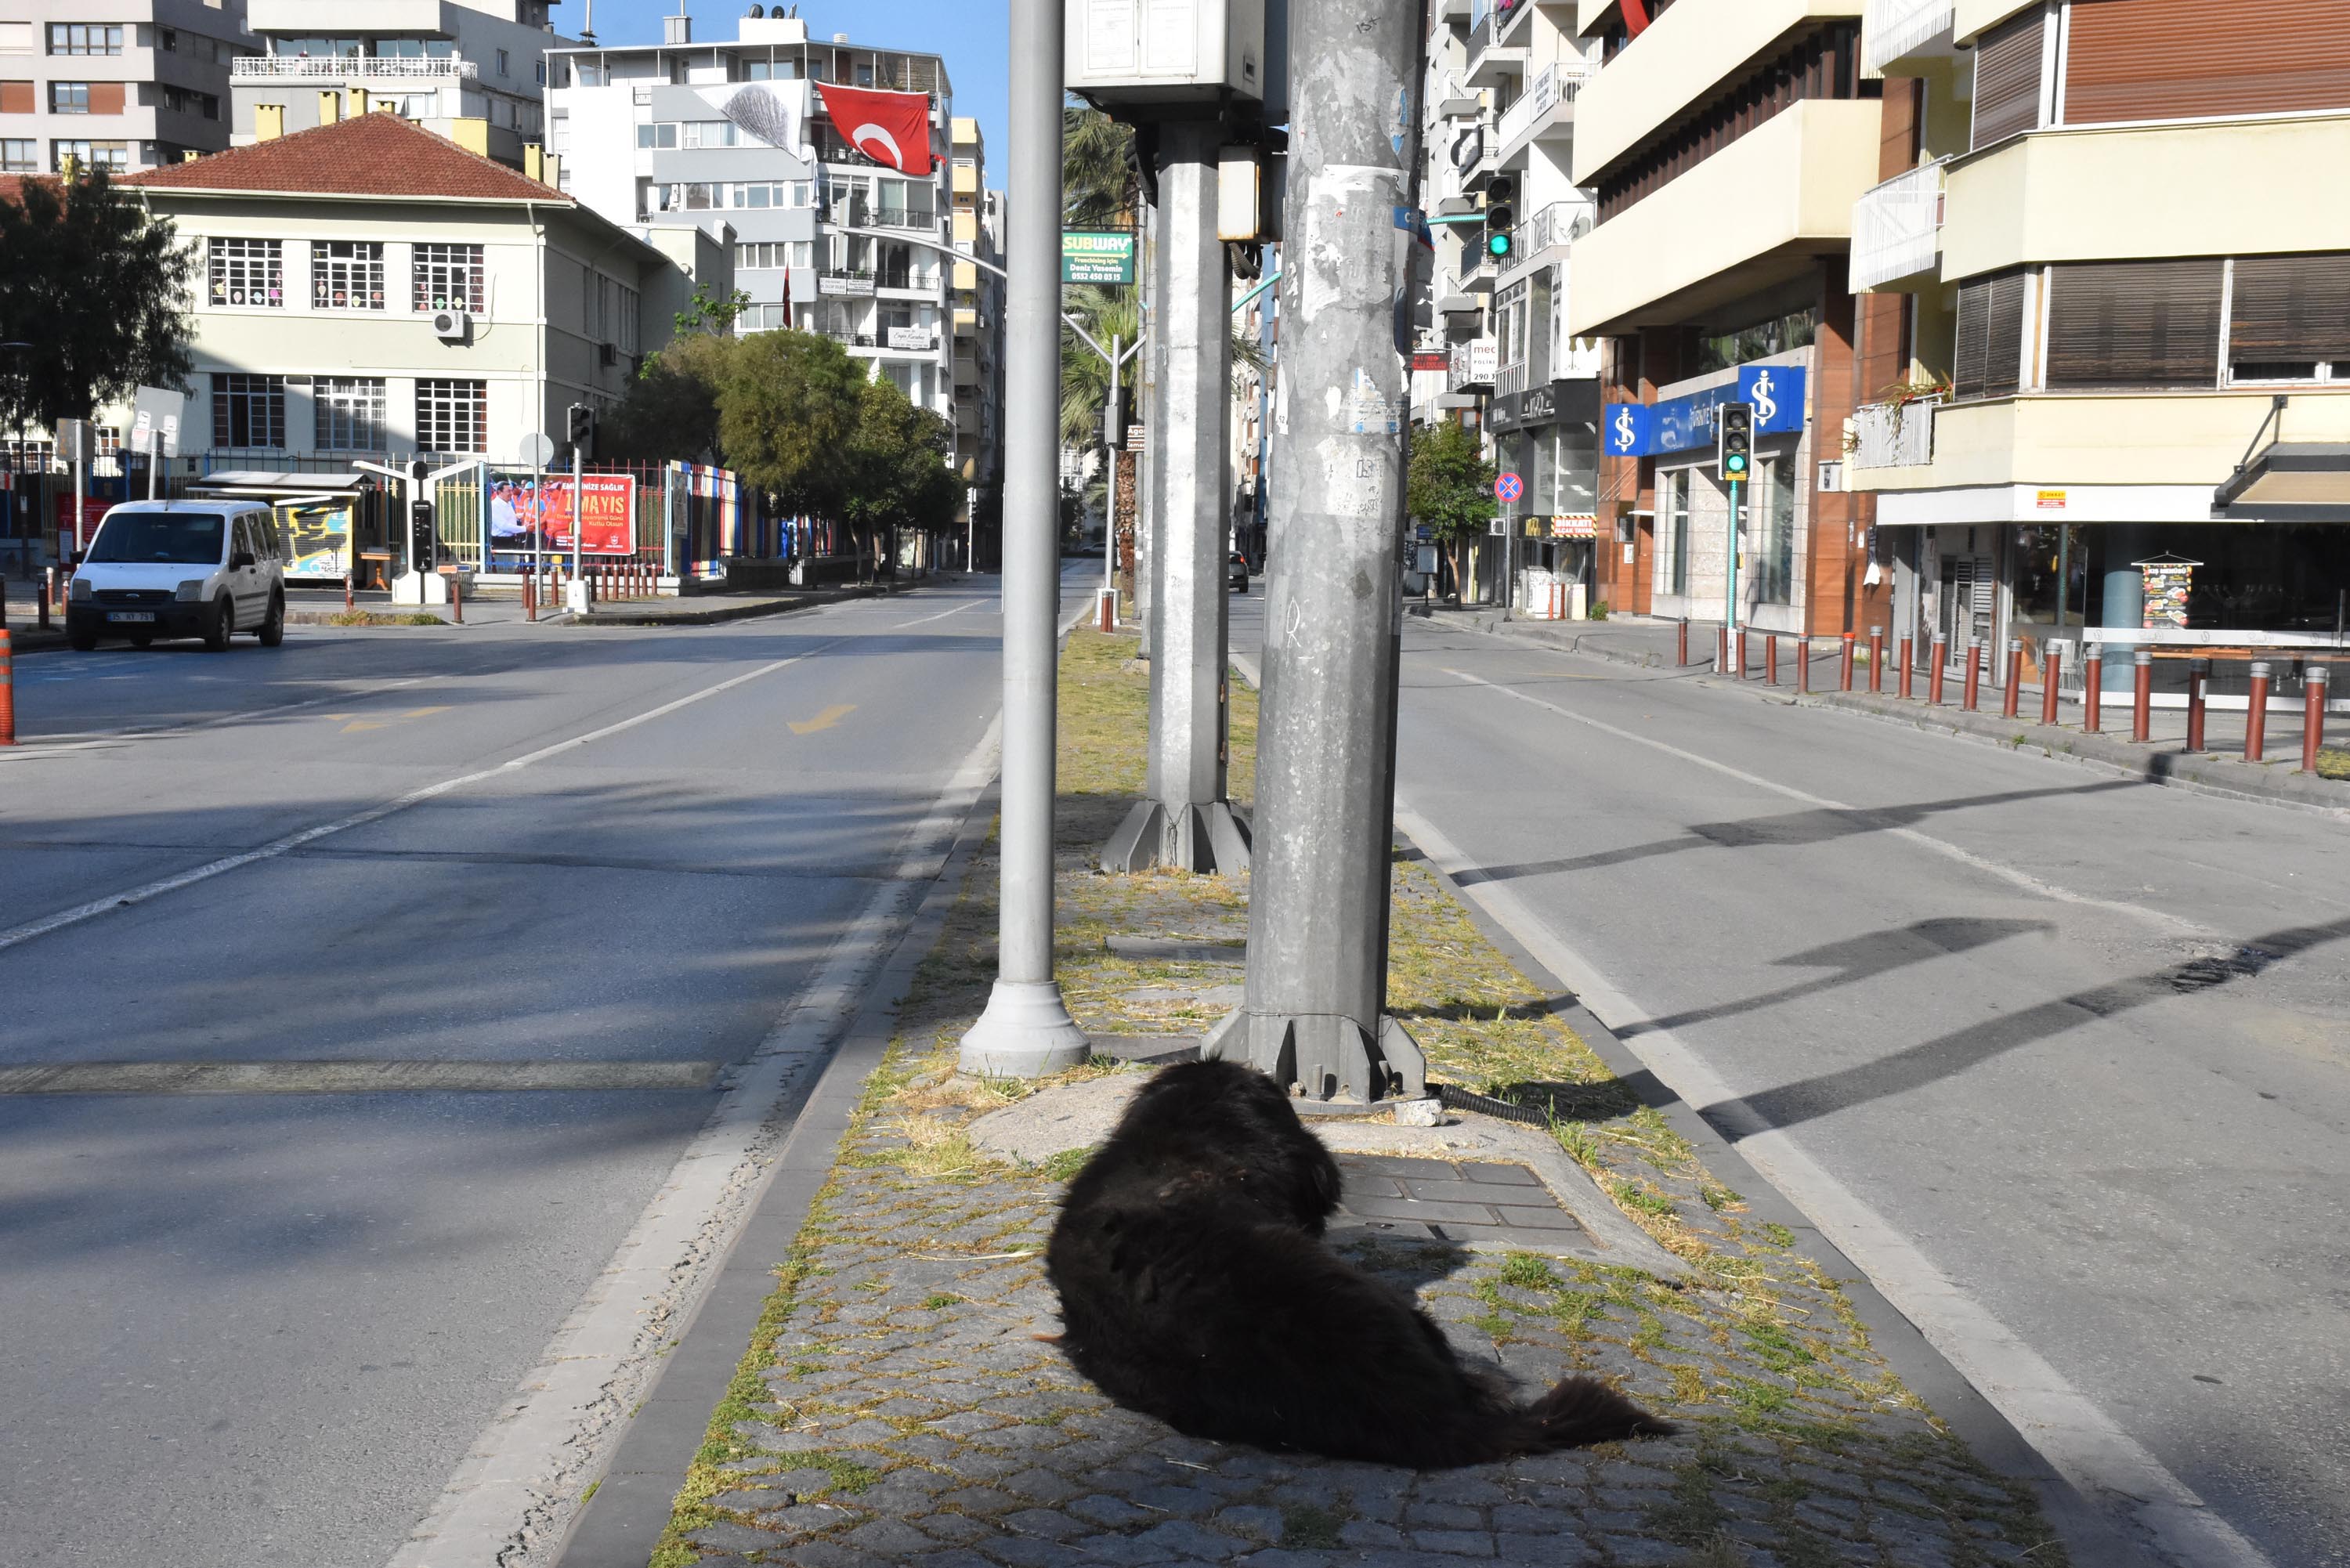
1201 1008 1427 1107
1100 799 1252 875
958 979 1092 1078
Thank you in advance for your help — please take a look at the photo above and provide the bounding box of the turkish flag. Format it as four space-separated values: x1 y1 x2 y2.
815 81 934 175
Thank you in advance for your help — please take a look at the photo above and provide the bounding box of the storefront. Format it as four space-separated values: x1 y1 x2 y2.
1491 378 1603 618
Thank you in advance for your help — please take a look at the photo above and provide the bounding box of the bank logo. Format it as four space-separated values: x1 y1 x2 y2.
1750 370 1779 427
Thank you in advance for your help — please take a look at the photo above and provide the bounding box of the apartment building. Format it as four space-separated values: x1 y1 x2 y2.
1846 0 2350 693
0 0 251 174
550 14 971 453
225 0 569 168
1417 0 1606 617
945 117 1001 493
1571 0 1886 639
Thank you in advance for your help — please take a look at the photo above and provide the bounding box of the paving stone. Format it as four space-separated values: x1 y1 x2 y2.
1213 1505 1285 1541
1073 1533 1183 1565
1232 1552 1335 1568
975 1534 1072 1568
911 1512 996 1545
1494 1531 1589 1564
1404 1501 1487 1530
1001 1507 1089 1540
1129 1484 1224 1519
794 1541 889 1568
1130 1519 1249 1560
1337 1521 1406 1550
1411 1528 1500 1555
687 1522 778 1552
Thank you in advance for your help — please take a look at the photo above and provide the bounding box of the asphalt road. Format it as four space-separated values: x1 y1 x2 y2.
0 572 1075 1568
1229 595 2349 1568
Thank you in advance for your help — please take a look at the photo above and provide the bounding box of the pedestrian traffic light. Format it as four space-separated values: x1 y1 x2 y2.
1484 175 1516 262
410 499 436 573
1718 401 1753 486
567 402 595 458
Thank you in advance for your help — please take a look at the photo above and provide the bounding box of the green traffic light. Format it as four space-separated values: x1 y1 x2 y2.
1488 233 1511 258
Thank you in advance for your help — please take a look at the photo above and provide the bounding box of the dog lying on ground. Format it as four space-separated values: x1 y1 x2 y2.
1043 1059 1673 1468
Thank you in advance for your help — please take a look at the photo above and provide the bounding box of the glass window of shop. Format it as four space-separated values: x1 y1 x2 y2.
2073 523 2350 635
1551 421 1596 517
1752 453 1796 604
1664 468 1690 595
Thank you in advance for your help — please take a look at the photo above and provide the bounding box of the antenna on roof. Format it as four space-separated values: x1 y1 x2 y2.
580 0 595 42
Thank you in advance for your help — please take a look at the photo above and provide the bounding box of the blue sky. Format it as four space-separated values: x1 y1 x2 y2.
589 0 1013 175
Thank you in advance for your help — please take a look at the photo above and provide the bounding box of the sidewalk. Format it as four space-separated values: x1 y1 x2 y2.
587 630 2073 1568
1454 611 2350 811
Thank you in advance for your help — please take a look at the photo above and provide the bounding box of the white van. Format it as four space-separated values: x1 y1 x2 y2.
66 500 290 652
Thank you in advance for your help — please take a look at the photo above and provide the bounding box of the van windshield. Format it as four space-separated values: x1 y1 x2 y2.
86 512 228 565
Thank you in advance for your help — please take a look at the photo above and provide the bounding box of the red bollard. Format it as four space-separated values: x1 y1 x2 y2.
1737 627 1749 680
0 627 14 746
1766 634 1778 685
1929 635 1947 704
1716 626 1728 674
1798 637 1813 694
2246 661 2272 761
1898 636 1914 700
523 572 537 623
1097 589 1114 633
2304 666 2331 773
2083 645 2103 732
2185 657 2208 751
2041 641 2063 727
1867 625 1884 693
1841 632 1855 692
2003 639 2023 718
1677 620 1689 667
2131 650 2152 742
1962 639 1983 711
450 569 463 625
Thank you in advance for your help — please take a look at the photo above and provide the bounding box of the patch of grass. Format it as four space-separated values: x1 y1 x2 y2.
920 1293 960 1311
580 1479 599 1505
2317 746 2350 782
1607 1176 1678 1218
1497 1252 1560 1290
1739 1316 1817 1375
1039 1146 1094 1182
1762 1222 1798 1249
1281 1504 1345 1549
1701 1183 1741 1212
318 610 446 627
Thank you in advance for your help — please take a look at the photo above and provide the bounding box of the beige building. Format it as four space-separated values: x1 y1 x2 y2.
0 0 252 173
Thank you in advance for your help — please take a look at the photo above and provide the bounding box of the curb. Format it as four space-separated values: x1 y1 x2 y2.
0 626 71 655
578 580 920 629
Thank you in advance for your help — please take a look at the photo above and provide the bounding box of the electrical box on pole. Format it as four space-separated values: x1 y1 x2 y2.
1064 0 1266 109
1717 401 1752 486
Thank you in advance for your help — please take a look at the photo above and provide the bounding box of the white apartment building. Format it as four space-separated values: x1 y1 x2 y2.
0 0 252 173
226 0 568 168
548 14 966 443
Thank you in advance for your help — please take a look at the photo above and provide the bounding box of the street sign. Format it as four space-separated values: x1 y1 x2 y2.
1495 472 1524 505
517 432 557 468
1062 229 1137 285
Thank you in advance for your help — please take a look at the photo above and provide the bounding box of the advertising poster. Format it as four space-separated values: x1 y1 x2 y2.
487 474 637 557
275 500 353 579
2139 558 2196 630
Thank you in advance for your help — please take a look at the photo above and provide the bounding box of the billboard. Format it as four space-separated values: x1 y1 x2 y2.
487 473 637 557
276 500 353 579
1062 229 1137 284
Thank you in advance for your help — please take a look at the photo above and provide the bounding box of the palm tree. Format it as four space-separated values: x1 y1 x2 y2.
1061 283 1140 450
1063 105 1138 228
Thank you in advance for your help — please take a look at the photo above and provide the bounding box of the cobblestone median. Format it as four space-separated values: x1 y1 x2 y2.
648 632 2069 1568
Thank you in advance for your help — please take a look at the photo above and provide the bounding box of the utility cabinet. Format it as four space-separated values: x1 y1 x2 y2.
1066 0 1267 107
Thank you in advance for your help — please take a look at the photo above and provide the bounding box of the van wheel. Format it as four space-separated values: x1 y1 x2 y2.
67 627 98 652
203 594 234 652
258 592 285 647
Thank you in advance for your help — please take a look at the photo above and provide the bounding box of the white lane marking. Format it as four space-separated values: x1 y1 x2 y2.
891 598 978 627
0 641 848 954
385 712 1004 1568
1394 800 2276 1568
1439 666 2211 939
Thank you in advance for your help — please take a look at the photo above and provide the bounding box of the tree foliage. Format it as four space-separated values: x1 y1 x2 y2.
1063 105 1138 229
0 168 194 429
1405 418 1497 598
716 329 867 517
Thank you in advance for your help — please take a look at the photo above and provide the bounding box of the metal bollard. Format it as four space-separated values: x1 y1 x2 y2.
1898 636 1914 700
1929 634 1947 705
1736 627 1749 680
0 627 13 746
40 569 54 630
1766 634 1778 685
2131 650 2152 742
523 572 537 623
1962 639 1983 711
2186 657 2209 751
1841 632 1855 692
1097 589 1114 633
1799 636 1812 695
1717 626 1728 674
2246 662 2272 761
2305 666 2331 773
450 569 463 625
1867 625 1884 693
2084 644 2103 732
345 572 356 612
2041 641 2063 726
2003 639 2023 718
1677 620 1689 667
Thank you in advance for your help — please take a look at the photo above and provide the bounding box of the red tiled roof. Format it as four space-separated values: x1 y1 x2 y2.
0 174 63 207
125 112 569 204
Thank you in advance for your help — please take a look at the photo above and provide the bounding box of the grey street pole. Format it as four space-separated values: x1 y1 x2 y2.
959 0 1088 1078
1203 0 1427 1107
1102 121 1247 874
1133 197 1158 662
1103 333 1120 609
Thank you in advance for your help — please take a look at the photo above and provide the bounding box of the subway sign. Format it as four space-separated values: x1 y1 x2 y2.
1062 230 1137 284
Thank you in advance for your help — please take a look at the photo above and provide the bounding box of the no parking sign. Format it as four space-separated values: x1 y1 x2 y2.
1495 472 1524 505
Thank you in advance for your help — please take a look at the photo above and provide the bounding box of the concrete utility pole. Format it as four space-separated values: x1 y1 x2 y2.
1202 0 1427 1107
959 0 1090 1078
1132 197 1159 662
1102 122 1249 875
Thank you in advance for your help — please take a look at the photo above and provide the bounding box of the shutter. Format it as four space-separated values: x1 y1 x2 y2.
1971 5 2045 150
0 80 31 115
1954 276 1989 398
2063 0 2350 125
2045 258 2223 388
2229 255 2350 367
1953 270 2026 397
89 81 124 114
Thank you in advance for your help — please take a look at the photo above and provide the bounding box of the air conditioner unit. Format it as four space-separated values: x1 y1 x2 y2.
598 341 618 366
432 309 472 341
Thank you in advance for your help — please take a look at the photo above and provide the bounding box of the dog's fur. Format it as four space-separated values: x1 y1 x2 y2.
1044 1060 1674 1468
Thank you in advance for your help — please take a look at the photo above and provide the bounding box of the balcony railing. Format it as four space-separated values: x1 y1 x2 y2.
233 55 477 80
1496 360 1530 397
1516 198 1594 259
1495 58 1591 150
1849 158 1947 291
1466 0 1531 84
1851 397 1938 470
1863 0 1955 76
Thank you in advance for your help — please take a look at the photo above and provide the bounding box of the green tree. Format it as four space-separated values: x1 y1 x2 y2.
839 375 957 580
1063 105 1138 229
716 329 865 519
602 331 736 465
1405 417 1496 603
1059 282 1140 450
0 168 193 431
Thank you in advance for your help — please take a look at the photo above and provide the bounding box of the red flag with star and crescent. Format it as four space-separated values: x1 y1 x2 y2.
815 81 935 175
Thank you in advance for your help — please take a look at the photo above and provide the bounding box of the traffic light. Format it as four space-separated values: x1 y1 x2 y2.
566 402 596 459
1483 175 1516 262
410 499 436 573
1718 401 1753 486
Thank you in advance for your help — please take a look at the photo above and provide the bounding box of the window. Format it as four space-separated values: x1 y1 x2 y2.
160 84 219 118
2044 258 2223 390
52 139 127 171
1754 456 1796 605
736 241 812 270
312 240 385 310
314 378 388 450
2062 0 2350 127
739 302 793 332
0 22 31 52
495 48 509 77
157 27 175 51
636 121 678 149
1952 269 2026 399
48 23 124 55
212 374 286 449
2228 255 2350 384
617 284 640 353
412 243 484 313
416 379 486 453
1664 470 1689 596
681 119 739 147
535 60 546 85
1971 5 2047 151
50 81 89 113
0 140 34 172
208 237 283 307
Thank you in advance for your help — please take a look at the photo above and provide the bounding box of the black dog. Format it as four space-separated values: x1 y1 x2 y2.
1044 1060 1673 1468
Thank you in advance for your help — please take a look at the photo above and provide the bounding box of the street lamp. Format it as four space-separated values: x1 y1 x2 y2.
0 344 31 578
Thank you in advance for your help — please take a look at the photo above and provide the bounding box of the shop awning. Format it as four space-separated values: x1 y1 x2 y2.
187 471 374 498
2214 443 2350 521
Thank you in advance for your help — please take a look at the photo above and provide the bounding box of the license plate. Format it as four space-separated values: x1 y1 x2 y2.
106 611 157 623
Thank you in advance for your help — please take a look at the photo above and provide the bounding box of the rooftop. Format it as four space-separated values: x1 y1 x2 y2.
124 112 569 204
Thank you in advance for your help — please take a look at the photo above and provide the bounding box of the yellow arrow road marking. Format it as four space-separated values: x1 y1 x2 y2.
403 706 453 717
788 703 857 735
342 721 389 733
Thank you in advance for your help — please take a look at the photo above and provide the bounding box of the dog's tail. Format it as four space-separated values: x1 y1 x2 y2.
1522 1375 1676 1449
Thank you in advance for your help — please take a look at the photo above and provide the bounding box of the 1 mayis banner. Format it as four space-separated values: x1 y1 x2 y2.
488 474 638 558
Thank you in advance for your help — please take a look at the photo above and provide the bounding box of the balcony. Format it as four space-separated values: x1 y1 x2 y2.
1863 0 1956 77
1465 1 1531 90
233 55 477 81
1496 58 1590 161
1849 157 1946 291
1510 198 1593 269
1849 398 1937 472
